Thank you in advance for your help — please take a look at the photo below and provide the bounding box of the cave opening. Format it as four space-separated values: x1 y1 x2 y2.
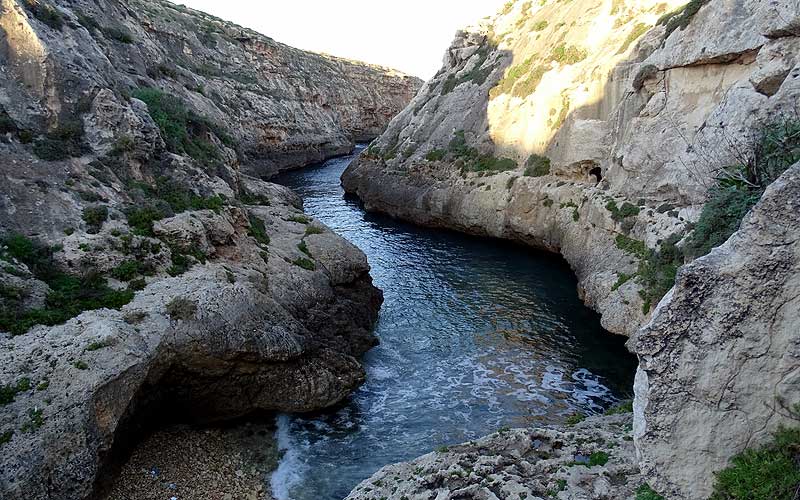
589 166 603 184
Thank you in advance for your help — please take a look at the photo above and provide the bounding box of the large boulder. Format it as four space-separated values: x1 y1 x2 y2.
632 162 800 499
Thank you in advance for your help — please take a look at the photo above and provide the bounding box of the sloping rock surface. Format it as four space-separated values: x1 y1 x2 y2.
0 0 421 177
632 162 800 499
342 0 800 336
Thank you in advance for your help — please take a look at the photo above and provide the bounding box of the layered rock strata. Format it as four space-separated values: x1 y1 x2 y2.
341 0 800 498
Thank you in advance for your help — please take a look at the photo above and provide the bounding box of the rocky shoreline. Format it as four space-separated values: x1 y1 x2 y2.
104 421 280 500
0 0 413 498
342 0 800 498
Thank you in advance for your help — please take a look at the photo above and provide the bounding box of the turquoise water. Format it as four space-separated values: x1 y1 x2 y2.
270 147 637 500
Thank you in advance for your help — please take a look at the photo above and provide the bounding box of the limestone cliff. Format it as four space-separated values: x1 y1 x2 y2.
0 0 421 178
342 0 800 498
0 0 415 498
343 0 799 336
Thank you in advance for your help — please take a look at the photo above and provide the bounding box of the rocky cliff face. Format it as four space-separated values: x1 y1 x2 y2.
0 0 412 498
342 0 800 498
343 0 799 337
0 0 421 177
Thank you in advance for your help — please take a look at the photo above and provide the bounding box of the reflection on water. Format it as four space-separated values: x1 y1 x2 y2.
270 147 637 500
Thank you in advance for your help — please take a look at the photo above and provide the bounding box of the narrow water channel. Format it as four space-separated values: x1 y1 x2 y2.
270 146 637 500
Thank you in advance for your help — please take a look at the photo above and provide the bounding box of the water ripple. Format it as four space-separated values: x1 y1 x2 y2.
270 148 637 500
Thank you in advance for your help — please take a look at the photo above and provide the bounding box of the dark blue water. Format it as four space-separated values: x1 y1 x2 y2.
270 146 637 500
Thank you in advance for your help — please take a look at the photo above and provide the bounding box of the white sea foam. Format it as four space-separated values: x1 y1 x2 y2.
270 415 308 500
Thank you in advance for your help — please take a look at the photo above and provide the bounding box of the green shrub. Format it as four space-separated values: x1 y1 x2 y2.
615 233 683 313
524 154 551 176
297 241 311 257
425 149 446 161
0 234 136 335
292 257 315 271
550 44 588 64
32 121 87 161
588 451 610 466
605 200 640 221
636 484 665 500
111 260 140 281
239 191 271 206
82 205 108 234
490 57 548 99
566 413 585 426
711 427 800 500
289 214 311 224
448 131 517 174
0 430 12 446
21 0 63 30
103 26 134 43
247 214 270 246
684 186 759 258
605 400 633 415
618 23 650 54
441 46 494 95
532 20 548 31
167 245 206 277
657 0 710 37
132 88 236 165
0 378 32 406
687 119 800 258
304 226 324 236
125 206 166 236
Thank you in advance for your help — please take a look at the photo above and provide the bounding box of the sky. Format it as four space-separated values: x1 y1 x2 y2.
169 1 507 79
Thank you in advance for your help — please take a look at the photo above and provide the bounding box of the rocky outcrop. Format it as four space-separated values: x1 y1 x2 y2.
632 162 800 499
0 0 409 498
0 0 421 177
341 0 800 498
0 183 383 499
346 413 643 500
342 0 800 336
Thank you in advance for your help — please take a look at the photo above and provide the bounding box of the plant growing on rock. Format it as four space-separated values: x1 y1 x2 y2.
132 88 236 166
686 119 800 258
0 234 136 336
710 426 800 500
20 0 63 30
524 154 551 177
82 205 109 234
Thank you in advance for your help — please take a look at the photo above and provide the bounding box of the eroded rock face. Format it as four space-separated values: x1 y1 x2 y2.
632 163 800 499
345 413 642 500
0 1 407 497
342 0 800 336
340 0 800 498
0 0 421 177
0 194 382 500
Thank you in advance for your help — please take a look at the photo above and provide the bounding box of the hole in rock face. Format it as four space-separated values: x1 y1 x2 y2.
89 362 278 499
589 166 603 184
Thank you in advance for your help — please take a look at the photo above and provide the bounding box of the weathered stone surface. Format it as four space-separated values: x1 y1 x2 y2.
340 0 800 498
0 0 421 177
0 196 382 500
345 413 642 500
632 162 800 499
342 0 800 336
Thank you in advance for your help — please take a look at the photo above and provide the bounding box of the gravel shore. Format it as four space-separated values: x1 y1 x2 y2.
104 421 280 500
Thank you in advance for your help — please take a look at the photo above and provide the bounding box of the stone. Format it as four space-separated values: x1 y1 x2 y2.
345 414 643 500
632 162 800 499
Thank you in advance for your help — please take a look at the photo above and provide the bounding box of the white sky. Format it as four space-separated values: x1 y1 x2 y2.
169 1 507 79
